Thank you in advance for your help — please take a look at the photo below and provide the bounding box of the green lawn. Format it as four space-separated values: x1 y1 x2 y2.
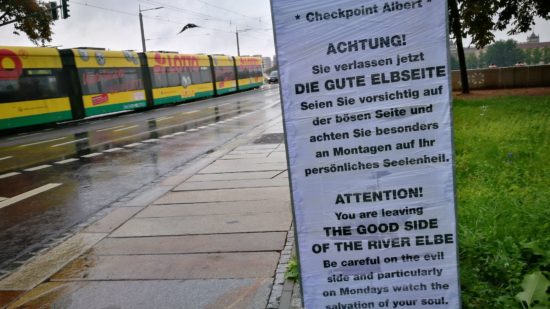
454 95 550 308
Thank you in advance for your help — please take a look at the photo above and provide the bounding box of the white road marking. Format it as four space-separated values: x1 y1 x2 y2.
197 126 207 129
114 125 138 132
82 153 102 158
172 132 186 136
142 139 159 143
208 123 216 127
156 116 174 122
0 172 20 179
7 132 42 141
103 147 123 153
23 165 52 172
188 129 199 132
51 138 89 148
0 156 13 161
0 183 62 210
97 125 125 132
0 197 6 202
218 103 231 107
183 110 199 115
19 137 66 148
160 135 175 139
55 158 79 165
124 143 142 148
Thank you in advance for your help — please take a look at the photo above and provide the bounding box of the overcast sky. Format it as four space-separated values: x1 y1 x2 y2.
1 0 549 58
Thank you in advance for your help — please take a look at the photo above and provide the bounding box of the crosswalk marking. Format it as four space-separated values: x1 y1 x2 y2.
82 153 102 158
103 147 123 153
0 172 20 179
23 165 52 172
55 158 79 165
0 183 62 210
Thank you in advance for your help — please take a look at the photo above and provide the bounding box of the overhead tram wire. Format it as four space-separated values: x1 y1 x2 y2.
71 1 238 35
72 0 271 53
72 0 137 17
188 0 271 25
138 0 267 29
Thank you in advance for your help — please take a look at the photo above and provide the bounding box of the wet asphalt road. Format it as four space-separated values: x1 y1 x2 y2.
0 86 282 271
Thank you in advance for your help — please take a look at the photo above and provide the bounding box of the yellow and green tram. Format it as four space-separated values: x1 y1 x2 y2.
144 52 214 106
235 56 263 91
0 46 264 132
0 46 72 130
63 48 147 117
210 55 238 95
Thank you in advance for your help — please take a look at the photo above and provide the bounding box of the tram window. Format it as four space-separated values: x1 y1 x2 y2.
199 67 212 83
0 69 67 103
99 69 121 93
238 68 251 79
152 67 168 88
214 66 235 82
167 69 180 87
190 70 201 84
121 68 143 91
80 68 143 95
81 69 101 94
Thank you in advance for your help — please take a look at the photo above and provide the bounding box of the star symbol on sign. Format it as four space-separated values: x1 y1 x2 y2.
295 14 301 20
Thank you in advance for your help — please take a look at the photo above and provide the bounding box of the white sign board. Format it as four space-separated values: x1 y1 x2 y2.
271 0 460 308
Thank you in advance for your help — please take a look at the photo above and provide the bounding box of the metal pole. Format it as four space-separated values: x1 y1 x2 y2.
236 30 240 56
139 6 146 52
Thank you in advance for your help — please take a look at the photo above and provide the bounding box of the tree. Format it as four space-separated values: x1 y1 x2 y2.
485 40 525 67
524 48 533 65
450 55 460 70
478 50 487 68
544 47 550 64
531 48 542 64
0 0 54 45
449 0 550 92
466 52 479 69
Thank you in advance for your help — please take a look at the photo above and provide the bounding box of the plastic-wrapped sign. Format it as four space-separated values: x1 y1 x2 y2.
271 0 460 308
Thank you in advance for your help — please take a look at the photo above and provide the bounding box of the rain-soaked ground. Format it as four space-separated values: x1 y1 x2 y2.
0 86 282 274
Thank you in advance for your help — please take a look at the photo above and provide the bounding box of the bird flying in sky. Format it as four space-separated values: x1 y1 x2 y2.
178 23 199 34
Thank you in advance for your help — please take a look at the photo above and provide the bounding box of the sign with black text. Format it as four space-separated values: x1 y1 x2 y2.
271 0 460 308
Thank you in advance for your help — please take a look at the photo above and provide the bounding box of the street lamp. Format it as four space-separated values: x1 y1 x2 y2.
139 5 163 52
235 27 252 56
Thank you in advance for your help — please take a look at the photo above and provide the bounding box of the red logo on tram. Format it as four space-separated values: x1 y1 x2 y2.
0 49 23 80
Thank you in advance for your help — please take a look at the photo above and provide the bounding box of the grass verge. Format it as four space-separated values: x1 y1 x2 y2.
454 95 550 308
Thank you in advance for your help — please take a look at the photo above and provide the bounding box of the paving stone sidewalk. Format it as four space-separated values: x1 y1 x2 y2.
0 119 298 309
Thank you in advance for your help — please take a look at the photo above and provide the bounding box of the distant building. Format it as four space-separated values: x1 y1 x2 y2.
449 42 480 58
527 32 540 43
518 32 550 50
262 57 272 72
272 55 277 68
450 32 550 59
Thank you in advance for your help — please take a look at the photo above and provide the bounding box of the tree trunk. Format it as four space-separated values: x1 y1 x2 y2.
449 0 469 94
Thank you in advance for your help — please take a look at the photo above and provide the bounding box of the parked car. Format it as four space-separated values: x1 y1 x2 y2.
268 70 279 84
